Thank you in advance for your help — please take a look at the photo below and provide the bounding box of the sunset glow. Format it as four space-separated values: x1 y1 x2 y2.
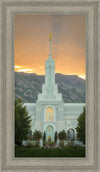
15 15 86 79
15 65 85 79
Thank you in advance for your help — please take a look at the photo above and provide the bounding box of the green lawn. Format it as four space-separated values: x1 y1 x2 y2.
15 147 85 157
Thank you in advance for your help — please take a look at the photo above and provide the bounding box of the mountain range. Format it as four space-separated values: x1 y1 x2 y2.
15 72 85 103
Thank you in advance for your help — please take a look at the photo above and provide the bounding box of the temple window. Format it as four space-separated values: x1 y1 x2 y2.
46 107 53 121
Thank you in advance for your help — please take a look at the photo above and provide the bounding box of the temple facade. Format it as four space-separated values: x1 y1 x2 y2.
24 35 85 142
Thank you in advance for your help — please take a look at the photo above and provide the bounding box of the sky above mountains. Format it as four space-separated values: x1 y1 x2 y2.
15 15 86 79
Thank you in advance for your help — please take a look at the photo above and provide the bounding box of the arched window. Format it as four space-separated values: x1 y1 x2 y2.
46 107 53 121
67 128 75 141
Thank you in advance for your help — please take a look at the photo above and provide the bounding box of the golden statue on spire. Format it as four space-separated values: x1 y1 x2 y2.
49 33 52 41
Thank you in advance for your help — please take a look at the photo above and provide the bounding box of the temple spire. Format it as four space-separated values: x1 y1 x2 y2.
49 33 52 60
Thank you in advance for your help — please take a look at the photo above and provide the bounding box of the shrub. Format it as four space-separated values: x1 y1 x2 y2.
26 143 34 148
34 142 40 148
59 141 64 148
48 141 55 147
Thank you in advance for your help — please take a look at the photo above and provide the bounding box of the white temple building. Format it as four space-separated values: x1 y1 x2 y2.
24 34 85 142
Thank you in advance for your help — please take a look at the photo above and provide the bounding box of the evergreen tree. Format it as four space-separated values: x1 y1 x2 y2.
43 131 46 142
76 107 85 144
54 131 57 143
15 98 32 146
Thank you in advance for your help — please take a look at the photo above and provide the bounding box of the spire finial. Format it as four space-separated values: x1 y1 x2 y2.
49 33 52 41
49 33 52 60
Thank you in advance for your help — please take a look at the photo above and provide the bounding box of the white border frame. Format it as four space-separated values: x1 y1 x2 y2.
0 0 99 171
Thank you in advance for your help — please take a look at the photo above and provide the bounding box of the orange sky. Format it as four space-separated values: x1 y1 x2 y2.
15 15 86 79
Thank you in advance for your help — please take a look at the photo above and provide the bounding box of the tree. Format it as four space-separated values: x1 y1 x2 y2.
15 98 32 146
54 131 57 143
76 107 85 144
43 131 46 143
33 130 42 143
58 130 67 141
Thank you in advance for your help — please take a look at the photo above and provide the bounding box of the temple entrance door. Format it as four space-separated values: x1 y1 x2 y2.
46 125 54 142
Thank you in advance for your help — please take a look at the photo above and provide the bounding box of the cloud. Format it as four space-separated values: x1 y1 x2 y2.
15 65 21 69
15 65 37 73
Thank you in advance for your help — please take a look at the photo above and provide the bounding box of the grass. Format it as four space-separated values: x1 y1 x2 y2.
15 147 85 157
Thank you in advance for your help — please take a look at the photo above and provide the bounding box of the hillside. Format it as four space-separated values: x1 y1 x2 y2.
15 72 85 103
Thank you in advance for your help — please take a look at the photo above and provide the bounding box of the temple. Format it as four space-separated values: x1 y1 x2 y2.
24 34 85 143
